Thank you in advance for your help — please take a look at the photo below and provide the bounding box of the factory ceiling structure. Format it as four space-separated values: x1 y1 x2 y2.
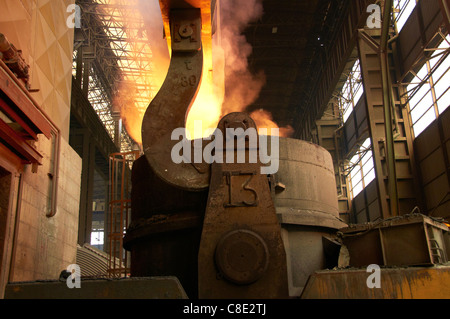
0 0 450 301
244 0 348 130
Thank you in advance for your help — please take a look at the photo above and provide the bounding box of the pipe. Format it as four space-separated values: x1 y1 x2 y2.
380 0 399 217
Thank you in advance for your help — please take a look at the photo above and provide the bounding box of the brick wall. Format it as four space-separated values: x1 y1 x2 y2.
0 0 82 282
11 137 81 281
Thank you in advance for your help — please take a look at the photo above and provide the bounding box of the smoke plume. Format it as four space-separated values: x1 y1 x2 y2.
219 0 265 115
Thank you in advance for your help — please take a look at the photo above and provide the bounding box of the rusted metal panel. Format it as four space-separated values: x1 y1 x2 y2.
198 113 288 299
340 214 449 267
123 156 208 298
0 119 42 164
0 60 52 139
420 150 446 185
414 106 450 219
301 265 450 299
0 34 29 86
159 0 213 53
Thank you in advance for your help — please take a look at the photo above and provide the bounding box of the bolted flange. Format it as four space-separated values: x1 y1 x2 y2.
215 229 269 285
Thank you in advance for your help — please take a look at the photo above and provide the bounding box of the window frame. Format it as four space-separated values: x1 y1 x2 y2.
345 138 376 200
404 33 450 138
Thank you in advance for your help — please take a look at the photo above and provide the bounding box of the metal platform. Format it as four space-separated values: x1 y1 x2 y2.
301 264 450 299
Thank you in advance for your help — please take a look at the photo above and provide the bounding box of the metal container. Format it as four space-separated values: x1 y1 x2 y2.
271 137 347 296
123 156 208 298
124 137 346 298
340 214 450 267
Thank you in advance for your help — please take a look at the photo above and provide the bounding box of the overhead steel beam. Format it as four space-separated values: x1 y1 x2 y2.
439 0 450 34
294 0 376 140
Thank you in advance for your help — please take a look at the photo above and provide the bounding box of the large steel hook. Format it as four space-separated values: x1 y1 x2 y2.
141 8 210 191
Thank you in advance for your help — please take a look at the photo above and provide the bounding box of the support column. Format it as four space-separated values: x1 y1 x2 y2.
358 26 419 218
112 110 122 150
379 0 399 216
82 59 90 98
78 129 96 245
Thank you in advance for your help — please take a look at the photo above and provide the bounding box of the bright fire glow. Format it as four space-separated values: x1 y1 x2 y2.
250 109 294 137
185 23 224 139
107 0 294 145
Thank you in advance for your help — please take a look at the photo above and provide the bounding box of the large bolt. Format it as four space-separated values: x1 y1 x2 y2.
215 229 269 285
179 24 193 38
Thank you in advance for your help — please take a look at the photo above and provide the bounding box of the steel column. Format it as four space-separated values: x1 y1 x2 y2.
380 0 399 216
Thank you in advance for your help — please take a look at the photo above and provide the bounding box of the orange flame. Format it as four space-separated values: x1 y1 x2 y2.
109 0 170 146
113 0 294 145
185 0 295 139
250 109 294 137
185 34 223 139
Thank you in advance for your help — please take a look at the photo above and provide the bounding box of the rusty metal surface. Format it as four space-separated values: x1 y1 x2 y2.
125 227 202 299
141 8 210 191
215 229 270 285
139 3 287 298
123 156 207 298
339 214 450 267
127 156 208 222
301 264 450 299
198 113 289 299
0 33 29 84
159 0 213 54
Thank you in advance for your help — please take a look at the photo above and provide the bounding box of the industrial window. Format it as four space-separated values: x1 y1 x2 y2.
339 59 364 123
91 230 104 247
346 138 375 199
393 0 417 32
405 34 450 137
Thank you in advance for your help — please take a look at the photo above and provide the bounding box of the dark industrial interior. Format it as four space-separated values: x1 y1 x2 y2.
0 0 449 300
